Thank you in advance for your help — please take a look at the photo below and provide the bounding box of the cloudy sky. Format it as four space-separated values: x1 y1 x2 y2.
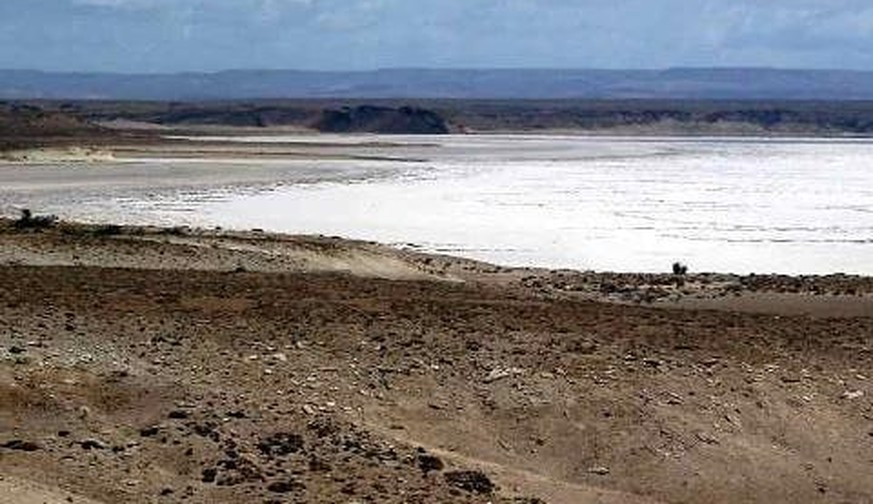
3 0 873 72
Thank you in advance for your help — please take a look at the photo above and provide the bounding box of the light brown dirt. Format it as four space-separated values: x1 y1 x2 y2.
1 222 872 503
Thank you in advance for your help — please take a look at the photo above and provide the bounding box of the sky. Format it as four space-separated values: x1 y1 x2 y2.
3 0 873 73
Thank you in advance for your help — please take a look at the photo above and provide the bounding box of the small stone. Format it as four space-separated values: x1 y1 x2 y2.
483 367 523 383
642 358 663 367
267 480 303 493
80 439 108 450
168 410 189 419
484 368 511 383
2 440 41 451
841 390 864 400
139 426 160 437
444 470 494 494
257 433 303 457
201 468 217 483
417 453 444 473
588 466 610 475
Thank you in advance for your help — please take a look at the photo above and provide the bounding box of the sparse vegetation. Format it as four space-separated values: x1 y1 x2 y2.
13 208 57 231
672 261 688 287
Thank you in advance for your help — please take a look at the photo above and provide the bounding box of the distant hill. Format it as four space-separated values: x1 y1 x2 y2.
0 102 112 150
314 105 449 134
5 68 873 100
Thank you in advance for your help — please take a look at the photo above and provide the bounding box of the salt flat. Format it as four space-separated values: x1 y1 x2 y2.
2 134 871 274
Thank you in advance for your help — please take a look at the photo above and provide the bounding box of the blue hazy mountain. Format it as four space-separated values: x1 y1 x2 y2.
3 68 873 101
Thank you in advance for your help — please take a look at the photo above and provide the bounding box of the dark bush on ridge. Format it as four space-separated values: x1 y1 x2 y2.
13 208 57 231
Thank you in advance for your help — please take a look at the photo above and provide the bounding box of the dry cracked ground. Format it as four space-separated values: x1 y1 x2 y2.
1 221 872 504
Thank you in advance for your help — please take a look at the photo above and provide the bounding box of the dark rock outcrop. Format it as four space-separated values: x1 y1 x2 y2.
313 105 450 134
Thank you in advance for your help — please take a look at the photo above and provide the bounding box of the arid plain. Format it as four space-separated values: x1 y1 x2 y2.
1 103 872 503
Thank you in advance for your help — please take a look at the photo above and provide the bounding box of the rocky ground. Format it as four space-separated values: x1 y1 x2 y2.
1 220 872 503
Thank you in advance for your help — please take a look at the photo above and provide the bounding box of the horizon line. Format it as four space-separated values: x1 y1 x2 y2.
3 66 873 76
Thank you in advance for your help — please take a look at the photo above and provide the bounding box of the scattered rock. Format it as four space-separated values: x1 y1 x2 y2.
201 468 217 483
701 357 720 367
588 466 610 475
444 470 494 494
841 390 865 400
1 439 40 451
484 367 524 383
215 454 264 486
417 453 444 473
77 405 91 419
696 432 720 445
308 457 332 472
192 422 219 439
139 426 160 437
168 410 189 419
80 439 108 450
666 392 684 405
267 480 304 493
643 357 663 367
257 432 304 457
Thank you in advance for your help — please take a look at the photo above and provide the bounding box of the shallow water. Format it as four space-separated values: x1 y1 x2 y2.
5 135 873 274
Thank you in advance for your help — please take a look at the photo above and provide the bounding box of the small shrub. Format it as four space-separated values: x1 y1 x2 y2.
672 261 689 288
13 208 57 230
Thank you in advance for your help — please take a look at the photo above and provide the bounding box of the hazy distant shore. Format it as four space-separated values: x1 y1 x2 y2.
6 99 873 152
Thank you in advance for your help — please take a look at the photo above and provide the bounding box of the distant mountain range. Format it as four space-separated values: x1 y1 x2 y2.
4 68 873 101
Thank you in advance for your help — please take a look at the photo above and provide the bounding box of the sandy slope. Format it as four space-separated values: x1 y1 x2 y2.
0 477 105 504
1 222 872 503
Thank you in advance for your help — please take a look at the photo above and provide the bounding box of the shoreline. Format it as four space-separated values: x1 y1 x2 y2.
6 125 873 167
2 218 871 317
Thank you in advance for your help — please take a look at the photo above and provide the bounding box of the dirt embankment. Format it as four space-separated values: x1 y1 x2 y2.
1 221 872 504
